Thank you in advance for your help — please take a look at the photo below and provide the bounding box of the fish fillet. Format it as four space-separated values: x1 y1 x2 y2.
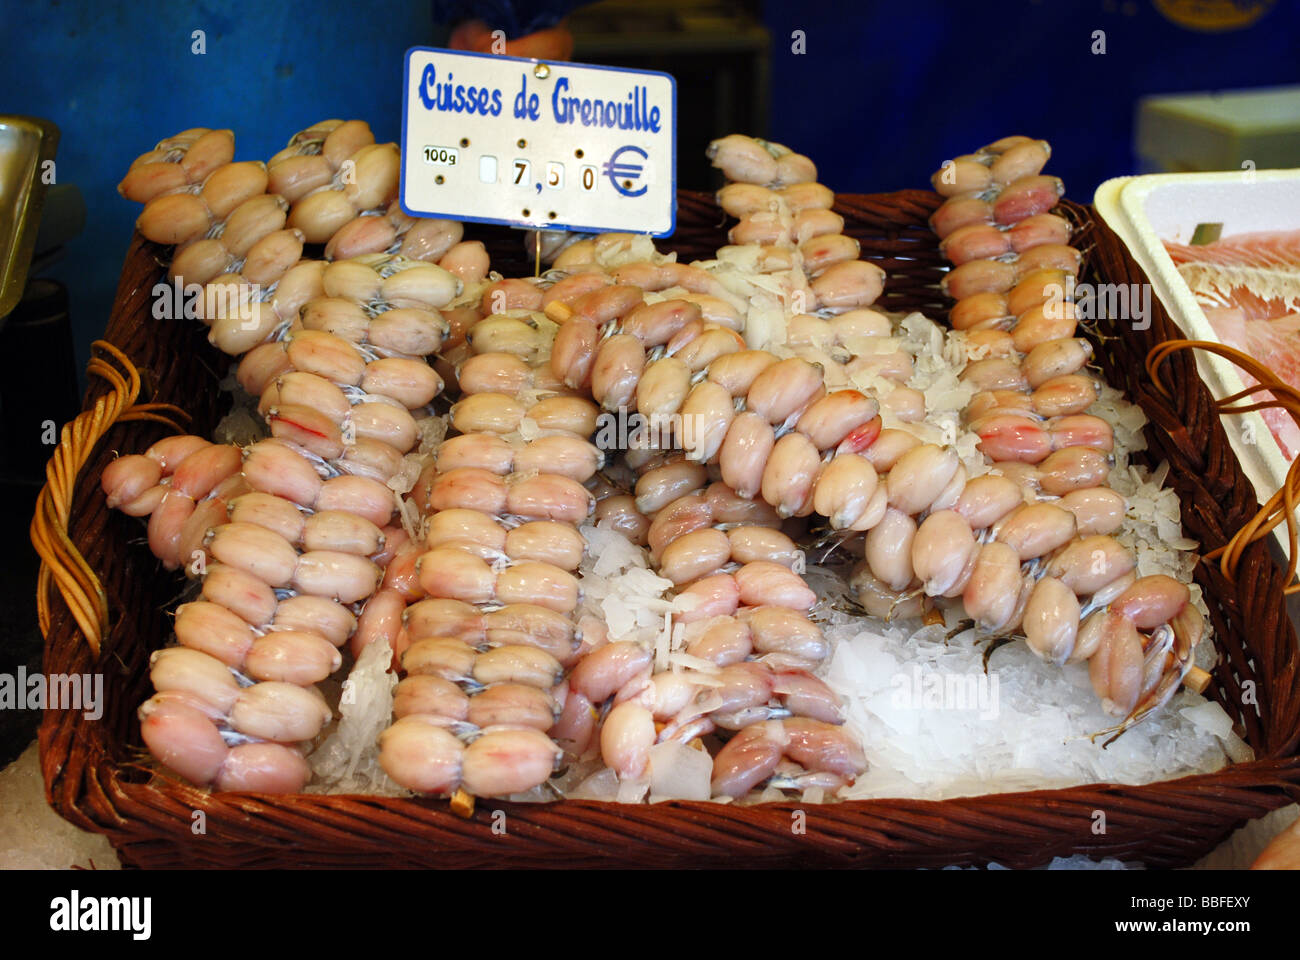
1163 229 1300 459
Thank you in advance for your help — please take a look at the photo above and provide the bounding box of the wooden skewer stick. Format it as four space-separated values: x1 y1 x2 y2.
543 300 574 324
1185 665 1212 694
450 787 475 819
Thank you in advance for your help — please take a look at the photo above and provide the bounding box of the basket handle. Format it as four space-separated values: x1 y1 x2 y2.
30 341 189 656
1147 338 1300 593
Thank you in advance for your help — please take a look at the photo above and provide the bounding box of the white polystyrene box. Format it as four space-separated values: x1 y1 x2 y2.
1094 169 1300 553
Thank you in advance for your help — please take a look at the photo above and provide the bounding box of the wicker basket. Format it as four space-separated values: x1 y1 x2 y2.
32 189 1300 869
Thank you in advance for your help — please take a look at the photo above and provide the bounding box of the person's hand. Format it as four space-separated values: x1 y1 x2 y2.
449 18 574 61
1253 815 1300 869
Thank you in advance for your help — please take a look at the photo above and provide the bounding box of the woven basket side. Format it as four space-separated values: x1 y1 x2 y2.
39 237 228 834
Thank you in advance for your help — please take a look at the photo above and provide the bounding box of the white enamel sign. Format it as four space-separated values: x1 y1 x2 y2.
401 46 677 237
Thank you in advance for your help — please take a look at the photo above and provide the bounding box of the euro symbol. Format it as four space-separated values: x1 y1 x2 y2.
603 145 648 197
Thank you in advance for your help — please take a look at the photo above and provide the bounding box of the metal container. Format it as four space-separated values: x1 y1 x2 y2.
0 116 59 322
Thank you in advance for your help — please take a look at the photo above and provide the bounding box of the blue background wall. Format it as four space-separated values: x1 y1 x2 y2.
760 0 1300 195
4 0 1297 375
6 1 437 374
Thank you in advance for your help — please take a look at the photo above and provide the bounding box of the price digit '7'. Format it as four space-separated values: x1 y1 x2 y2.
514 161 527 185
